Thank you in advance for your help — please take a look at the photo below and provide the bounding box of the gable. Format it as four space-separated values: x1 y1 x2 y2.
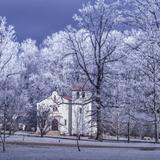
37 91 70 109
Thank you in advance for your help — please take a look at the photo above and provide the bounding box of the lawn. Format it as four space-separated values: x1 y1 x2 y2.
0 144 160 160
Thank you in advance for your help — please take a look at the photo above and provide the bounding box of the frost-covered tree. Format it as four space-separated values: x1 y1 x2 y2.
0 17 20 152
41 31 82 95
18 39 41 131
125 0 160 143
66 0 125 140
131 35 160 143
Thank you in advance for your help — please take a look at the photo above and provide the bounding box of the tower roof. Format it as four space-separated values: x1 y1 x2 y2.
63 96 72 101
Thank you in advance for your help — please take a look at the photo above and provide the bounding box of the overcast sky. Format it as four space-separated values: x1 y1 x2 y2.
0 0 89 43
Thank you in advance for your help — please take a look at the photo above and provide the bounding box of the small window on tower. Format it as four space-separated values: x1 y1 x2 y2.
64 119 67 125
76 91 80 99
82 92 85 98
79 108 82 114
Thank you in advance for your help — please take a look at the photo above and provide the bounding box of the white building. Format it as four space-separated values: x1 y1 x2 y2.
37 85 97 136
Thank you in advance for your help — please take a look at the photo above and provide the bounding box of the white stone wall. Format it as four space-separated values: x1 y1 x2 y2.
71 90 95 136
37 90 96 136
37 91 70 135
58 103 69 135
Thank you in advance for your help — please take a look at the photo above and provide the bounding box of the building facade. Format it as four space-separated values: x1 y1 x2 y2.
37 86 97 136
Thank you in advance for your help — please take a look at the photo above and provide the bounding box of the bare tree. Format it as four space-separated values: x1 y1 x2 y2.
37 108 51 137
66 0 124 140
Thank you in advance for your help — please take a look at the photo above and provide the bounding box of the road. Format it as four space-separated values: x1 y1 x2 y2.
0 144 160 160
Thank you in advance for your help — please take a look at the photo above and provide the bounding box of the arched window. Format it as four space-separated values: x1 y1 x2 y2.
79 108 82 114
64 119 67 126
82 92 85 98
76 91 80 99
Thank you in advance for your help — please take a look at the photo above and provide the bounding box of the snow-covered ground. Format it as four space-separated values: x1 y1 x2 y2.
3 135 160 149
15 131 155 143
0 144 160 160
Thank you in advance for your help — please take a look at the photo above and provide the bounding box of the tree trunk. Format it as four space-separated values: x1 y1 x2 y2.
94 61 103 140
116 117 119 141
76 134 81 152
127 121 130 143
117 126 119 141
2 135 5 152
9 127 12 135
154 113 159 143
95 90 103 141
2 115 6 152
153 64 159 143
96 109 103 140
40 129 44 137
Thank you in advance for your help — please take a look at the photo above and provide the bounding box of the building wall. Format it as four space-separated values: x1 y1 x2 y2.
71 90 96 136
37 90 96 136
58 102 69 135
37 91 70 135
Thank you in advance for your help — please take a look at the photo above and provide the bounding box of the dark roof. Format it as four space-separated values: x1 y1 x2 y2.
63 96 72 101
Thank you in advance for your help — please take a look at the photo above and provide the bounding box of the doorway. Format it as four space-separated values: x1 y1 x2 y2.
52 119 58 131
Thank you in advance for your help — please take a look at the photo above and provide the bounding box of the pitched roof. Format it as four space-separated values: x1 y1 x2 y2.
63 96 72 101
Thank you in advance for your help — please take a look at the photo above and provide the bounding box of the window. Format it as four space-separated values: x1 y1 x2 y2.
52 119 58 131
79 108 82 114
76 91 80 99
54 95 56 102
52 105 58 112
82 92 85 98
64 119 67 126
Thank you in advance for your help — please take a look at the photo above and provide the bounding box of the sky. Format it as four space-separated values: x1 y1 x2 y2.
0 0 89 44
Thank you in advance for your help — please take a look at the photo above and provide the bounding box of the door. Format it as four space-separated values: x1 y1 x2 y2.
52 119 58 131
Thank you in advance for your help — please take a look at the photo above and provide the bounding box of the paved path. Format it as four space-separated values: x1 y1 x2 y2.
1 144 160 160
